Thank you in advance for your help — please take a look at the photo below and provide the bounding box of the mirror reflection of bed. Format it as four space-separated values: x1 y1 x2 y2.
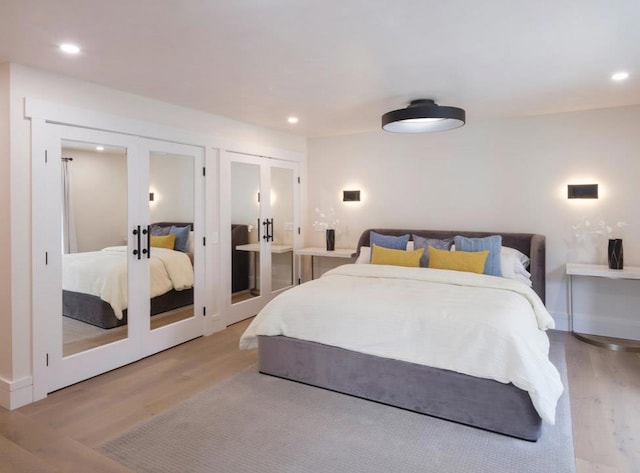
62 220 195 356
61 142 196 357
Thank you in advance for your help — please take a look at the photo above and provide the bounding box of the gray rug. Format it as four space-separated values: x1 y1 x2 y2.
101 331 574 473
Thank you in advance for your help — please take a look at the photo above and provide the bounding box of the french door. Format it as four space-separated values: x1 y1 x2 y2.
221 151 299 325
32 124 205 398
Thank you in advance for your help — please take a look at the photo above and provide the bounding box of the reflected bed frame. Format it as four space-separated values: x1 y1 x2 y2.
62 222 194 329
257 229 547 441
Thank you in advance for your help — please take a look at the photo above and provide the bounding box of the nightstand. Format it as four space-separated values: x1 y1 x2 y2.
295 247 357 280
566 263 640 352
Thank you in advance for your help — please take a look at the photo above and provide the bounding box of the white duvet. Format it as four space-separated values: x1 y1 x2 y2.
62 246 194 319
239 264 563 424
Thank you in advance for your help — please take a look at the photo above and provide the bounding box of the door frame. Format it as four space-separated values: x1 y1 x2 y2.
28 101 215 401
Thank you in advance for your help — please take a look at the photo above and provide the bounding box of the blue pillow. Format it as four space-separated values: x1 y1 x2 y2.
453 235 502 277
370 231 410 251
169 225 191 252
151 224 170 236
412 235 453 268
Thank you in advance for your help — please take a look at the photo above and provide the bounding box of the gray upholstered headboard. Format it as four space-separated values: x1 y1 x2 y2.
357 229 546 303
152 222 194 230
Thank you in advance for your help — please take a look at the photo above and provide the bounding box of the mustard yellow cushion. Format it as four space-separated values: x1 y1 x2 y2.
428 246 489 274
371 244 424 268
150 234 176 249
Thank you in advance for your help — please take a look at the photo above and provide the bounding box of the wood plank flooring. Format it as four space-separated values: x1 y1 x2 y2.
1 323 638 472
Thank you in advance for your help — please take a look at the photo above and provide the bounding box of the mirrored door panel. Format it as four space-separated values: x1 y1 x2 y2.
61 139 129 356
148 151 195 330
270 166 294 293
230 161 261 304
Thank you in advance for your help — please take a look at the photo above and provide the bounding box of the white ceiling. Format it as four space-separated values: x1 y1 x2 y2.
1 0 639 137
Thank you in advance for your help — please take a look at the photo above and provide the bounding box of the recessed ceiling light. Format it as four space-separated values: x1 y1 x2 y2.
611 71 629 81
96 145 104 151
59 43 81 55
287 116 299 124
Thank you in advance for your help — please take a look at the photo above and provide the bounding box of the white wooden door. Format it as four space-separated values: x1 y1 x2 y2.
32 125 205 398
221 151 299 326
139 138 205 357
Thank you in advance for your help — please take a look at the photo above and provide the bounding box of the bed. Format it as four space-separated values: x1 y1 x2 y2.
63 222 252 329
240 229 563 441
62 222 196 329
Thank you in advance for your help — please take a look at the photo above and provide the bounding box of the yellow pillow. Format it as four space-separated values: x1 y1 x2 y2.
428 246 489 274
371 244 424 268
150 234 176 249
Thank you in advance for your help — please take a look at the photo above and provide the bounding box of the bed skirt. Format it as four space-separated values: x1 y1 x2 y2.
63 288 194 329
258 335 542 441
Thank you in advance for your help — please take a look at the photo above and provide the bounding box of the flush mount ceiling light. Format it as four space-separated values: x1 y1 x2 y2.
382 99 465 133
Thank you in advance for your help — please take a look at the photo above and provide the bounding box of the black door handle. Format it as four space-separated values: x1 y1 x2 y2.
142 225 150 258
132 225 141 260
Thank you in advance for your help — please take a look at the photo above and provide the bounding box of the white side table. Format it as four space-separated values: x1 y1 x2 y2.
295 247 357 280
566 263 640 352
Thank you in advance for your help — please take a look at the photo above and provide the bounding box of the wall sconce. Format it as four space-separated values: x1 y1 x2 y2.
149 192 155 202
567 184 598 199
343 190 361 202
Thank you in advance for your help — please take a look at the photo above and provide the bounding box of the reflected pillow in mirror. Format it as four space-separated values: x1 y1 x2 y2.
151 224 170 236
170 225 190 253
150 234 176 249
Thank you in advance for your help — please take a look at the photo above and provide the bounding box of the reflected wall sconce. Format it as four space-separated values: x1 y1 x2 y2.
149 192 155 202
567 184 598 199
343 190 361 202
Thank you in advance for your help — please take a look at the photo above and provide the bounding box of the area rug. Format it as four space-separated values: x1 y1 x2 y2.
101 331 574 473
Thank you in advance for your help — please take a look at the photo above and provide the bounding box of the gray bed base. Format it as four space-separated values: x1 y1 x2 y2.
258 229 547 441
63 288 193 329
259 335 542 441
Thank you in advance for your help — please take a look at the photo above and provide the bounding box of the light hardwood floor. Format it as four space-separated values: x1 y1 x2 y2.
1 323 638 472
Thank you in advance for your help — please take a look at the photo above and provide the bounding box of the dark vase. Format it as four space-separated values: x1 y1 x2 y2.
326 229 335 251
607 239 623 270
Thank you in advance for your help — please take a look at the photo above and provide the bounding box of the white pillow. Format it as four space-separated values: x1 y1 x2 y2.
501 246 532 286
356 241 413 264
187 231 195 255
355 246 371 264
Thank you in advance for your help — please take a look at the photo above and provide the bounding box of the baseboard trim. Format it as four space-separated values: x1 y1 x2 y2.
573 312 640 340
550 311 640 340
0 375 34 410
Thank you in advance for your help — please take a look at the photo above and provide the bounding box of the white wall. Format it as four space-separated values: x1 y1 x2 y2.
66 149 197 252
149 153 195 225
4 62 306 408
306 105 640 338
65 148 128 252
